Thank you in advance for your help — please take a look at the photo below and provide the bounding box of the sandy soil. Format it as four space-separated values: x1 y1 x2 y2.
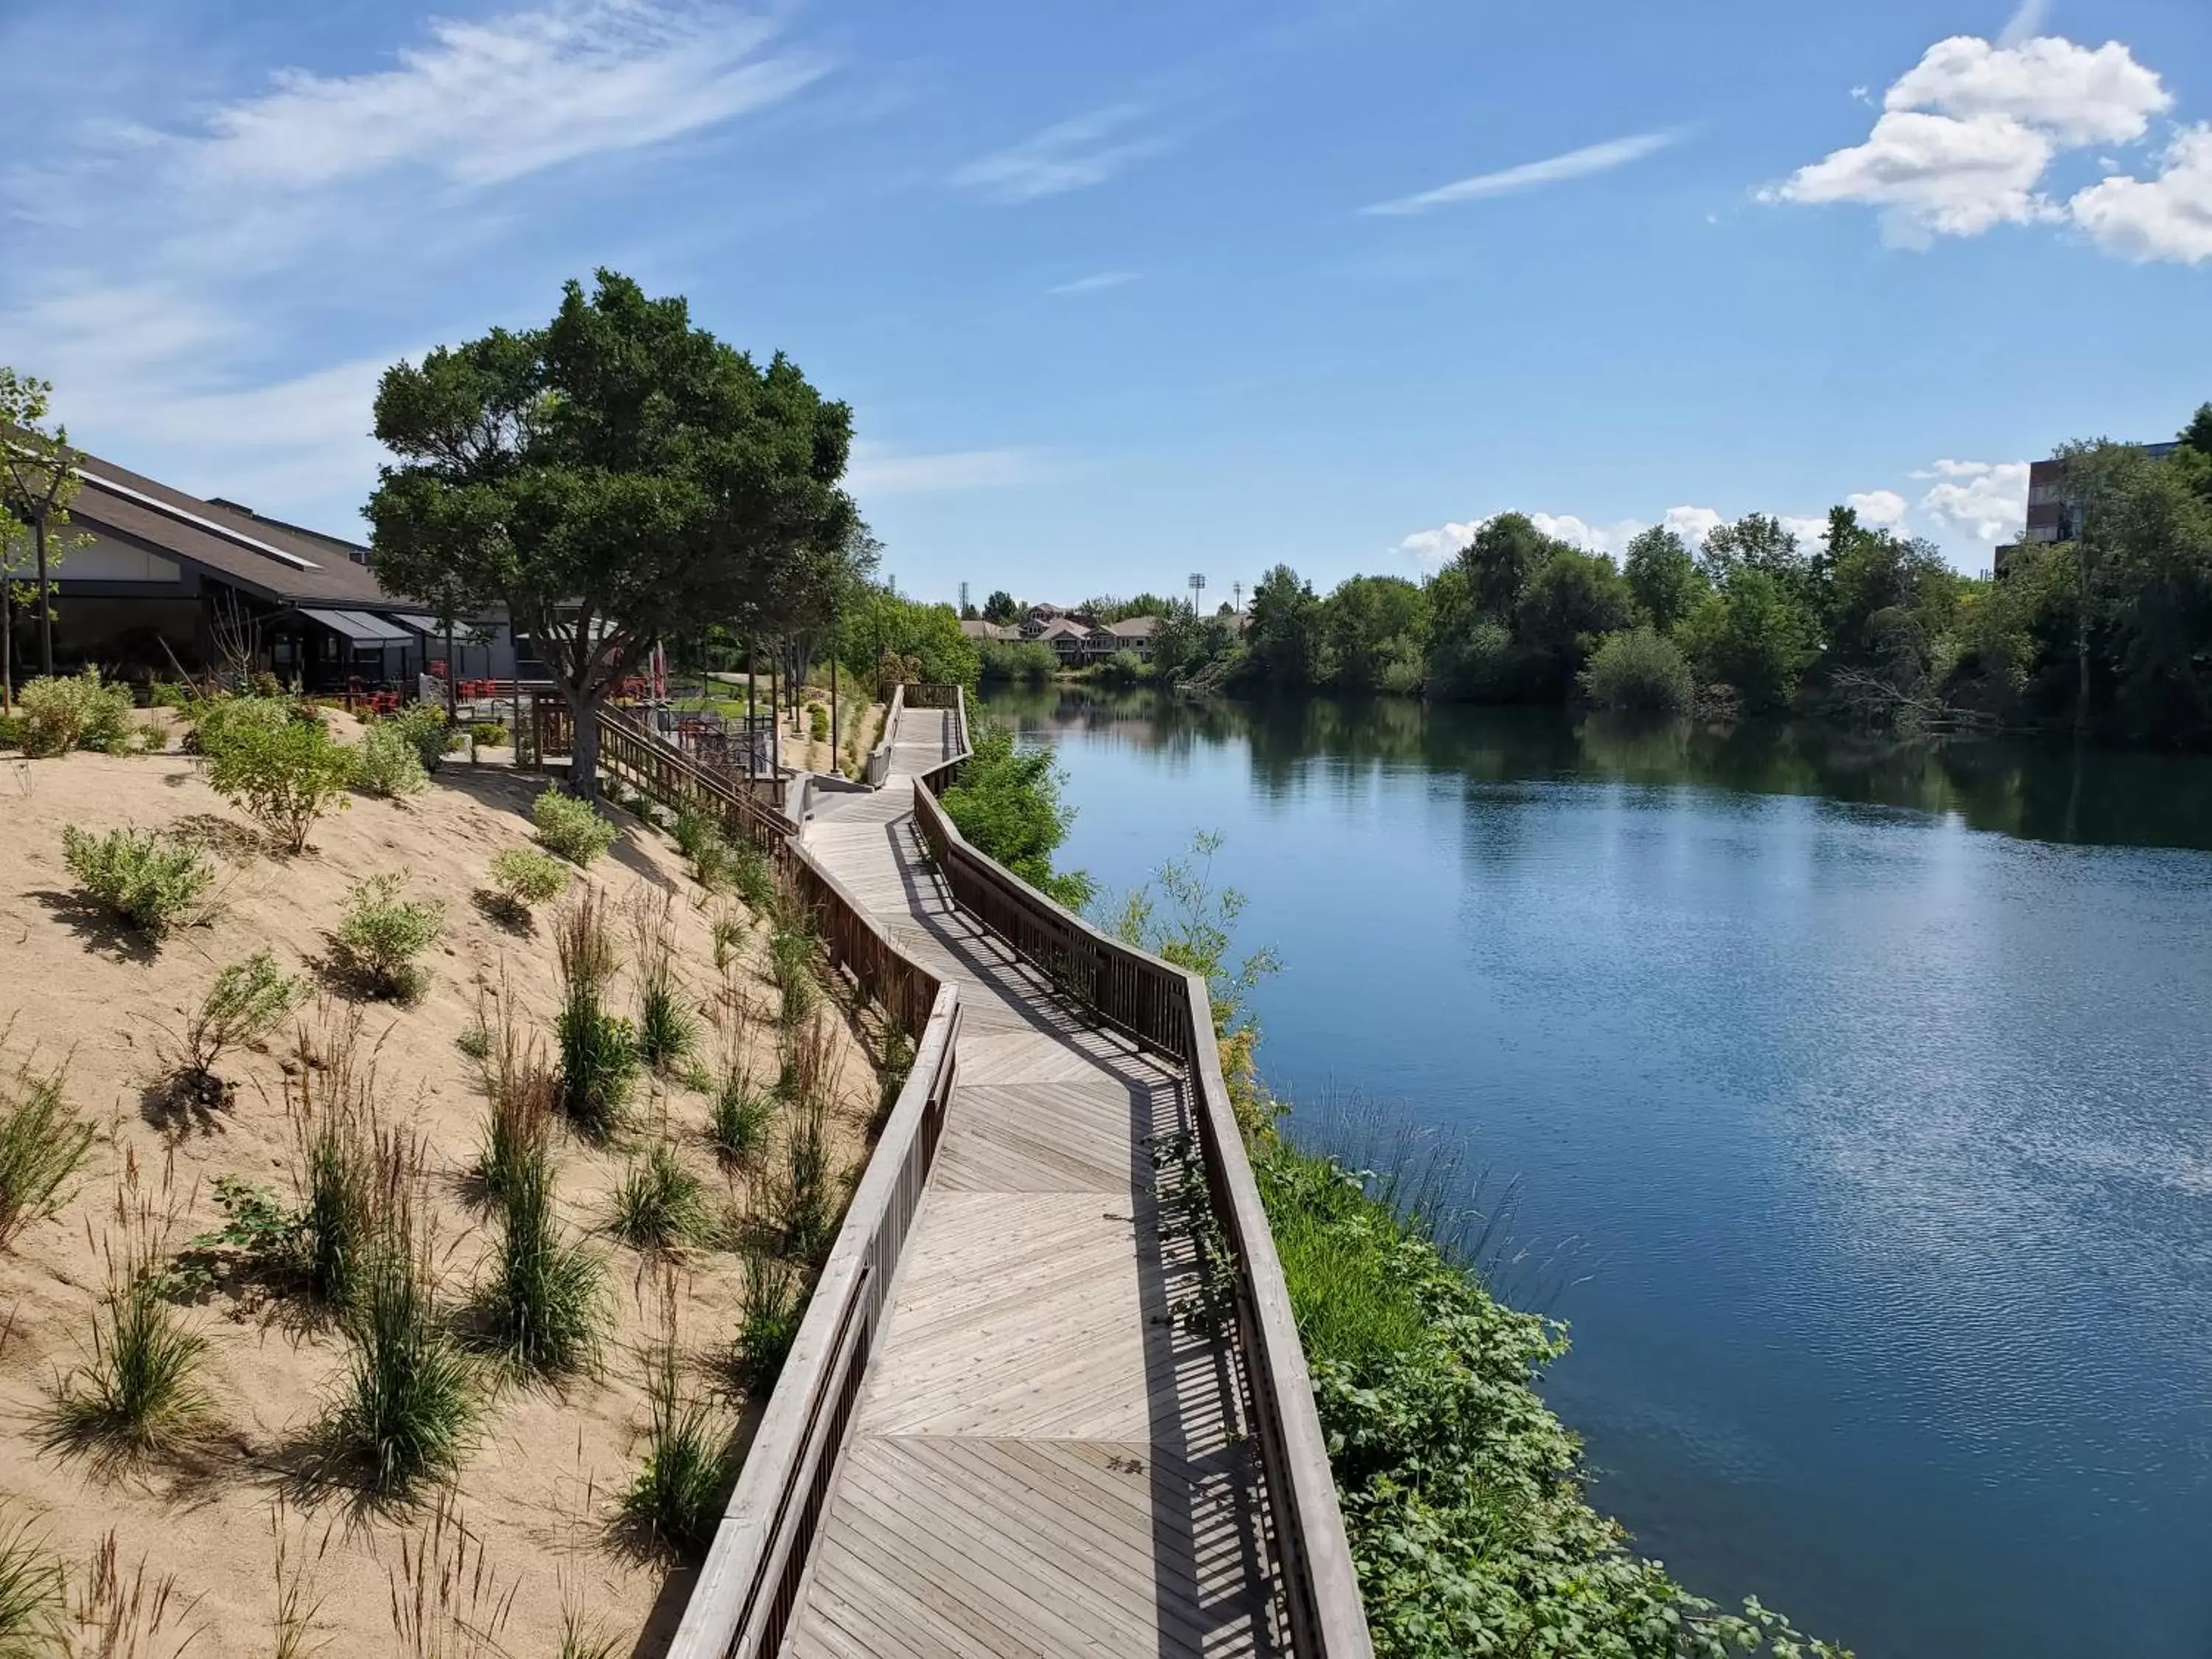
0 717 884 1657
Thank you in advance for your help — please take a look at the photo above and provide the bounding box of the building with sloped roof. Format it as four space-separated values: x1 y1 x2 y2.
14 443 526 691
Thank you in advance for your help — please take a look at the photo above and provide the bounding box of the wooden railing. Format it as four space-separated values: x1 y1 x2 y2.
914 684 970 800
862 683 904 786
596 704 793 854
910 773 1373 1659
667 989 962 1659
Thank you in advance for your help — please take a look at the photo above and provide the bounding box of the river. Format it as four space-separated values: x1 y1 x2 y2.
974 683 2212 1659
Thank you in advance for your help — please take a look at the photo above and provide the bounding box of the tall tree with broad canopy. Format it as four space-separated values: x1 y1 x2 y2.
367 271 858 797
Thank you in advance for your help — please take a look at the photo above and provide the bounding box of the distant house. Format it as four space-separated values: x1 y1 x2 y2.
1034 616 1093 664
959 618 1021 643
1103 615 1161 662
17 442 524 691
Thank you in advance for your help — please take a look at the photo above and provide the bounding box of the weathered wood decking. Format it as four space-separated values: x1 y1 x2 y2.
789 708 1287 1657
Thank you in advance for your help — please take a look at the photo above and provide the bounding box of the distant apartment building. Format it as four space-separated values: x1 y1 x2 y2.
1998 440 2180 577
963 604 1161 663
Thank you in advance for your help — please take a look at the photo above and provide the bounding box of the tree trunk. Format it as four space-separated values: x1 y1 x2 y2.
35 515 51 678
566 681 602 799
2075 540 2093 739
1 575 13 714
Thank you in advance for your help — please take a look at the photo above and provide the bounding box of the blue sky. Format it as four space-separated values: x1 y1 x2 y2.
2 0 2208 601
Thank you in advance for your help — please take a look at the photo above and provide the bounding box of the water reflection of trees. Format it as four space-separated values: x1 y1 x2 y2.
977 684 2212 852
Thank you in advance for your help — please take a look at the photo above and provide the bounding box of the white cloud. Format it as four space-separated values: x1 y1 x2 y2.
1914 459 2031 541
1662 506 1725 548
1846 488 1910 525
1766 32 2174 250
179 1 823 192
952 106 1166 204
1780 514 1834 546
1529 512 1646 556
1364 131 1677 216
846 443 1041 495
1998 0 2051 51
1395 519 1483 566
1768 109 2056 246
1045 271 1141 296
1885 35 2168 145
2070 125 2212 263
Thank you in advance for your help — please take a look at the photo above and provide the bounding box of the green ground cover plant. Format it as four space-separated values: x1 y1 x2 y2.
61 824 216 937
533 787 616 866
333 874 445 1002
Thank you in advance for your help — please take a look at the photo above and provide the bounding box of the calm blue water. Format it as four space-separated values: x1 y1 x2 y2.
978 686 2212 1659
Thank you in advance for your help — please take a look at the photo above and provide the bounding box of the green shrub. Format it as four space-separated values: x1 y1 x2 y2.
147 681 192 710
606 1142 707 1252
533 787 616 866
204 710 354 852
477 1135 605 1376
333 874 444 1002
0 1051 94 1252
1256 1141 1845 1659
807 703 829 742
978 641 1058 685
60 825 215 936
1580 626 1694 713
488 846 569 912
179 950 305 1086
17 668 134 757
731 1252 803 1391
389 704 453 775
939 723 1095 910
0 713 20 751
619 1333 735 1557
352 723 428 798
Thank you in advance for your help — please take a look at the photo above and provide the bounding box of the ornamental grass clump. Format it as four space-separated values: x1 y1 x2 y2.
766 923 818 1027
0 1043 94 1252
771 1018 841 1261
42 1189 215 1468
619 1298 737 1558
470 1007 557 1214
607 1140 709 1253
333 874 445 1003
533 787 616 866
553 892 636 1141
729 1250 802 1391
353 723 428 798
476 1133 606 1377
324 1135 476 1499
630 892 698 1075
18 667 135 757
0 1511 63 1654
60 824 215 936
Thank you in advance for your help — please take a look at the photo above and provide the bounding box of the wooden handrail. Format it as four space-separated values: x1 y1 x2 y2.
597 703 794 855
667 990 962 1659
909 771 1373 1659
863 684 904 785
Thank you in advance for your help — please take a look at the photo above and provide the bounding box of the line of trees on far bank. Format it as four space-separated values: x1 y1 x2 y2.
1133 408 2212 749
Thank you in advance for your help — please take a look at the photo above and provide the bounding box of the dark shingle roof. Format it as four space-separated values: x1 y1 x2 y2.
55 446 425 611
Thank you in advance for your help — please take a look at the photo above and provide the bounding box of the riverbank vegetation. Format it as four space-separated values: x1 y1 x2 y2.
966 732 1848 1654
1135 407 2212 749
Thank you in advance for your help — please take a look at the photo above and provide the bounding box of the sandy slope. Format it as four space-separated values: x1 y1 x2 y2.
0 726 881 1656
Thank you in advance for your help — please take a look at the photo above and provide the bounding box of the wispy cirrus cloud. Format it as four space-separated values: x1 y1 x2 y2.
1046 271 1141 296
1363 130 1678 216
169 0 825 193
952 105 1168 204
0 0 834 526
846 443 1045 496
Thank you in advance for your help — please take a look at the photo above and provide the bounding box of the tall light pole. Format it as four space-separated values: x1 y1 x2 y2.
1188 571 1206 619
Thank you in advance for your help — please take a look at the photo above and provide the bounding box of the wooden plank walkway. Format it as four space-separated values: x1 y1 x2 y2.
790 710 1287 1658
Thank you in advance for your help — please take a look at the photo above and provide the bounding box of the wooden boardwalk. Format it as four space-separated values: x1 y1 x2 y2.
790 708 1287 1658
